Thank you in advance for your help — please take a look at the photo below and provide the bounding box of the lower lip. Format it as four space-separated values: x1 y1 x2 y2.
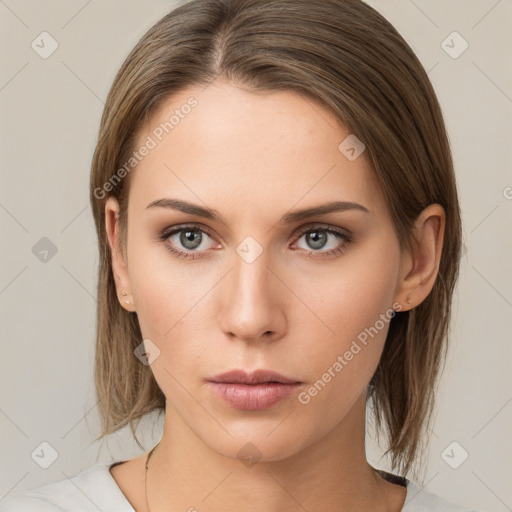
207 382 301 410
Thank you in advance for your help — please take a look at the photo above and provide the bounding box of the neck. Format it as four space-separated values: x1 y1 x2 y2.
145 393 401 512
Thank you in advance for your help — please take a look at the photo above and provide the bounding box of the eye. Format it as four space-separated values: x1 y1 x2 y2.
158 224 219 260
291 224 352 258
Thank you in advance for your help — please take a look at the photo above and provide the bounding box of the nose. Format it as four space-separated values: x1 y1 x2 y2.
216 249 287 343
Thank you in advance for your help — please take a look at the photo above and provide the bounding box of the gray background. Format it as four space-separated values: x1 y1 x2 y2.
1 0 511 510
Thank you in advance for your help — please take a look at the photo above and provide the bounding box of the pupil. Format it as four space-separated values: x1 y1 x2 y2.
308 230 327 249
181 229 201 249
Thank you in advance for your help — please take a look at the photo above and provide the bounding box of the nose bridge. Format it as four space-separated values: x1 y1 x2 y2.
218 242 283 341
233 247 271 301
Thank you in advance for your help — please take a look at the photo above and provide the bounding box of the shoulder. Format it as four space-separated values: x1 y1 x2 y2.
0 463 133 512
403 479 482 512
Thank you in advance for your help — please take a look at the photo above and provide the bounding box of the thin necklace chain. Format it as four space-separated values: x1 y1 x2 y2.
144 443 159 512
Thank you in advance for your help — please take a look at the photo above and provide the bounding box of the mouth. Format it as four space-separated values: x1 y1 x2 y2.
206 369 302 411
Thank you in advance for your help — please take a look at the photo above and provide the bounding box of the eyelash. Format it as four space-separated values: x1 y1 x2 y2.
157 223 353 260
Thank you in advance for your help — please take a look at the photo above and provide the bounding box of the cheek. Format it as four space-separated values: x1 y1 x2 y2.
129 265 208 404
126 224 203 337
130 267 206 360
295 298 395 430
295 241 399 404
126 236 216 392
304 238 399 344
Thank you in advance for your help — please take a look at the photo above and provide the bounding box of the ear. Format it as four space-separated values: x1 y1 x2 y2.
105 196 136 312
393 203 446 311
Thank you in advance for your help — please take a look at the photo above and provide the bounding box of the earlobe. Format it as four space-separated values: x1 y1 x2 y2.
393 204 445 311
104 196 136 312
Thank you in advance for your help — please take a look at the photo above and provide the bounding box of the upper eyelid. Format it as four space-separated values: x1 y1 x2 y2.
161 223 217 240
161 222 351 245
290 222 350 238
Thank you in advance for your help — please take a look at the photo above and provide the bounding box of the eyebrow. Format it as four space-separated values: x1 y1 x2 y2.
145 198 370 224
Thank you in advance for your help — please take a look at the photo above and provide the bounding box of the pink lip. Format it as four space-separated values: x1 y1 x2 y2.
208 369 300 385
208 382 301 410
207 369 302 411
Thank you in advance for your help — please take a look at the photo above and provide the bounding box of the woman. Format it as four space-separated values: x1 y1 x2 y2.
0 0 480 510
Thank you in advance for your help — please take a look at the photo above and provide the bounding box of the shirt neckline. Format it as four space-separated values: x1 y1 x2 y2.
373 467 408 487
99 461 413 511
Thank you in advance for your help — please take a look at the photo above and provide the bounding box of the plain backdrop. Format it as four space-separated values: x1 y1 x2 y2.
1 1 511 510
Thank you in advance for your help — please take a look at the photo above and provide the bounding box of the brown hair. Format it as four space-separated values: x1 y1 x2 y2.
89 0 462 479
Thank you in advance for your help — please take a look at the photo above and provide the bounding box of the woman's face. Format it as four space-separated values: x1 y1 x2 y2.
107 80 406 462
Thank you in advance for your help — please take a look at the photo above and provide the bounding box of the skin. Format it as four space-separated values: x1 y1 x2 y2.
105 79 445 512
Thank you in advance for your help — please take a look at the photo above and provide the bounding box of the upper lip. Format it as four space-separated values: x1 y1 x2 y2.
208 369 301 385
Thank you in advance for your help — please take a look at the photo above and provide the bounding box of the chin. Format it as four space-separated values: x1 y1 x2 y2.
196 420 320 466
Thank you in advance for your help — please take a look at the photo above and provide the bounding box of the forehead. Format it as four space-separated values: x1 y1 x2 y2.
128 80 387 220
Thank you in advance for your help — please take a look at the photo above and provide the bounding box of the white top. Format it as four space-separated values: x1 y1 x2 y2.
0 462 480 512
